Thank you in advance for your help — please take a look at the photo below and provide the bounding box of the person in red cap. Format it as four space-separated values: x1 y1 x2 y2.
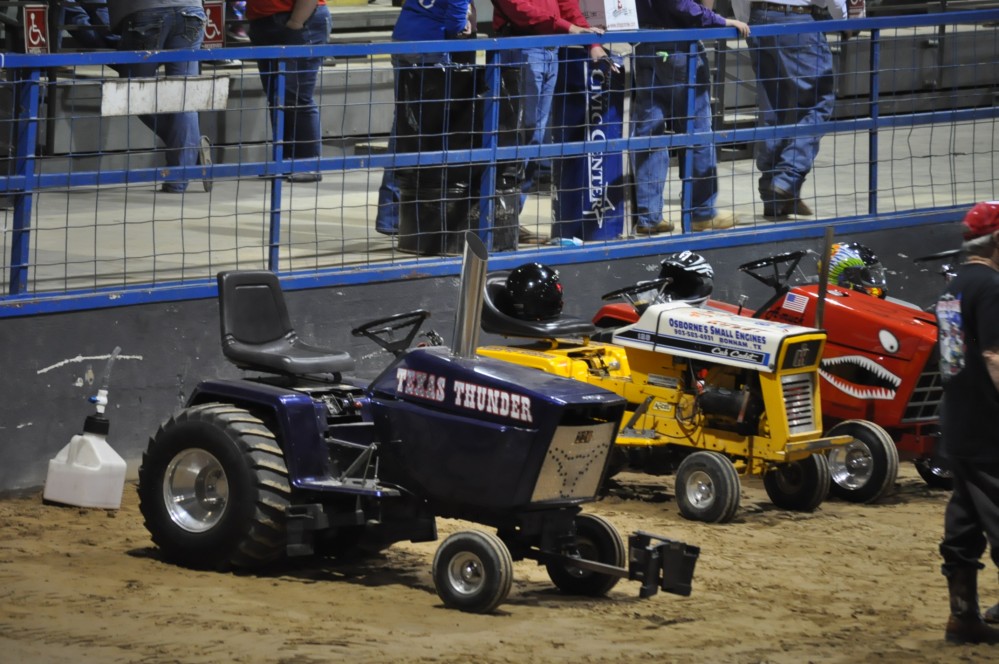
935 200 999 645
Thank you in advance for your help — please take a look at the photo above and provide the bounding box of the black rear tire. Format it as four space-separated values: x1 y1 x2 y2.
138 403 291 570
545 513 626 597
826 420 900 503
764 453 829 512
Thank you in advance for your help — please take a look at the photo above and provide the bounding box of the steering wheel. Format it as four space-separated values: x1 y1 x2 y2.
351 310 431 357
738 250 807 274
600 277 673 302
739 250 807 290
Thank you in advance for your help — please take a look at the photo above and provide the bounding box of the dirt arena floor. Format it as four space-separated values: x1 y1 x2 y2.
1 463 995 663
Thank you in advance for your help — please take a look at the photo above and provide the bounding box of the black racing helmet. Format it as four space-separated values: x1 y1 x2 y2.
505 262 563 321
830 242 888 299
657 251 714 306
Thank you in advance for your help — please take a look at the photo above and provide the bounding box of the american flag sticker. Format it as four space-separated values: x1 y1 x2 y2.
782 292 808 314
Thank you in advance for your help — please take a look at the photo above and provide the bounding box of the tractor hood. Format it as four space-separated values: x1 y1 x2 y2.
773 285 937 362
613 302 823 373
370 345 626 426
367 346 627 514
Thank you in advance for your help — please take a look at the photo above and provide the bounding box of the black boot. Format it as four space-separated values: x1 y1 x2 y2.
985 602 999 624
946 567 999 644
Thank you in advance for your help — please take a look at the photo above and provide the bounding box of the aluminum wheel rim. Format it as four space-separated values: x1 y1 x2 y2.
684 469 716 510
446 552 486 597
163 448 229 533
828 441 873 490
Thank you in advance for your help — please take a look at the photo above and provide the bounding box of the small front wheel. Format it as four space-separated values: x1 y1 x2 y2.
826 420 899 503
675 451 741 523
764 453 830 512
546 513 626 597
432 530 513 614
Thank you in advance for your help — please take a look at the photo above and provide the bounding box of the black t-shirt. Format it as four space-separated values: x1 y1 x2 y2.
936 263 999 461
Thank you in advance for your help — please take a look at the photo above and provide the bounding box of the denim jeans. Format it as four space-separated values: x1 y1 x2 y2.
117 6 206 192
630 41 718 227
747 8 835 199
499 46 557 202
249 5 332 163
59 1 119 50
376 53 451 235
376 130 401 234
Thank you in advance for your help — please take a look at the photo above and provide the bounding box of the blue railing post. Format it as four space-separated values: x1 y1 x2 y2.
679 40 699 232
8 66 42 296
478 51 501 250
267 60 287 272
868 29 880 216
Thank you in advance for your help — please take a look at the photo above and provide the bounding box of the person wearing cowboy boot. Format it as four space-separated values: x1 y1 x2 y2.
108 1 212 193
935 200 999 645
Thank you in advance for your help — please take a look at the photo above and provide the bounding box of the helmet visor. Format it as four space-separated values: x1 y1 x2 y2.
867 265 888 298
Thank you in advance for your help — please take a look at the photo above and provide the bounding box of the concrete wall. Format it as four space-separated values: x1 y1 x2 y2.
0 223 960 493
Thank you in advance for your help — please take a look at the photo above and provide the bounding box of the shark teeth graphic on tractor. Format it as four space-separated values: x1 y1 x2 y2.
818 354 902 401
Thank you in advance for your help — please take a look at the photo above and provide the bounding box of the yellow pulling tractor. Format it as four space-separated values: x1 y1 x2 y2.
477 270 854 523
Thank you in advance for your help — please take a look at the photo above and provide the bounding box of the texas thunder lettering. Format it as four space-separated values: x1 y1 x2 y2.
395 368 533 423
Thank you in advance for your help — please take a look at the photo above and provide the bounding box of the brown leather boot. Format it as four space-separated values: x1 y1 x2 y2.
945 567 999 644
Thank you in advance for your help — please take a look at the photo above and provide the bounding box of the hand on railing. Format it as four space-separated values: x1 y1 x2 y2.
725 18 751 39
589 44 621 72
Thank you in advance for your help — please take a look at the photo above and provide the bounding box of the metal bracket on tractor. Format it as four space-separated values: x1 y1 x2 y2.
630 532 700 598
536 530 700 599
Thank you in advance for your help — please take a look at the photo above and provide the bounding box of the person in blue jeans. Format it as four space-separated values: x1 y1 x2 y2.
58 1 119 50
731 0 847 218
247 0 332 183
489 0 609 244
631 0 748 235
108 1 209 194
227 1 250 43
374 0 474 236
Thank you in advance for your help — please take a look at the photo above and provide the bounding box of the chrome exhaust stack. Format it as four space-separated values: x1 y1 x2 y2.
453 231 488 359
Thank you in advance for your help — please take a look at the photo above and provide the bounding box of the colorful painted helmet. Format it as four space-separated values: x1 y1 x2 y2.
828 243 888 299
657 251 714 306
505 263 563 321
962 201 999 240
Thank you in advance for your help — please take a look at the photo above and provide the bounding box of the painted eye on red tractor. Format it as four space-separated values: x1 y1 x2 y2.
878 329 899 354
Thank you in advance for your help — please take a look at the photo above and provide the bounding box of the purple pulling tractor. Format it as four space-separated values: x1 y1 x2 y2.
137 235 699 613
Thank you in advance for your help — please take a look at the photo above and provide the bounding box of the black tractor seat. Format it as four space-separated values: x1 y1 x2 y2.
217 270 355 378
481 271 597 339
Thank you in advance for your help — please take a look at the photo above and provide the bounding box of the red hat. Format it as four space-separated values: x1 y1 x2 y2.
962 201 999 240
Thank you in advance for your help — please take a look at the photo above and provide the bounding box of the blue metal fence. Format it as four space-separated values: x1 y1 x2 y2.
1 8 997 317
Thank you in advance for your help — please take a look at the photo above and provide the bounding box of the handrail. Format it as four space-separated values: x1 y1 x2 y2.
0 8 996 316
